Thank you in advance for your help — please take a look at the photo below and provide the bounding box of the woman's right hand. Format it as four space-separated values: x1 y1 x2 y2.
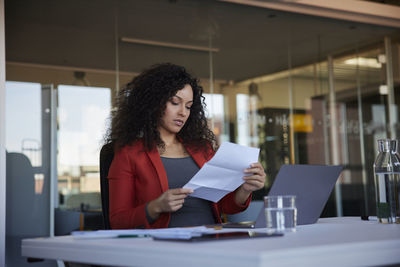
147 188 193 220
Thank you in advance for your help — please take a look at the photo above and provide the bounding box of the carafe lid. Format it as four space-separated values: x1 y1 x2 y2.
377 139 398 153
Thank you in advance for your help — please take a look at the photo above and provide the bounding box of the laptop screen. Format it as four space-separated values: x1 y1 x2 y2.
254 164 343 227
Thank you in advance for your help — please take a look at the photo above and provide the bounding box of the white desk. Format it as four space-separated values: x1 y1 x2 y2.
22 217 400 267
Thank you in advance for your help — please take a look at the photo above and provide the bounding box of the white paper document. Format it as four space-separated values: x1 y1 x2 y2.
72 226 208 240
183 141 260 203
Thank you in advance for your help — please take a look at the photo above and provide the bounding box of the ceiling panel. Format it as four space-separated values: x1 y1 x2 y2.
5 0 400 81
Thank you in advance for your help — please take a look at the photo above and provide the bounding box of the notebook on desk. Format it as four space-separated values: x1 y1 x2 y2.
222 164 343 228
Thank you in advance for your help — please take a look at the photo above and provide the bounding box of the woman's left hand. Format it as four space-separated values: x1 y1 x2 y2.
234 162 266 205
241 162 266 192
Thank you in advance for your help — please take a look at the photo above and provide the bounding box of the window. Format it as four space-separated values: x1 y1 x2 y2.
58 85 111 210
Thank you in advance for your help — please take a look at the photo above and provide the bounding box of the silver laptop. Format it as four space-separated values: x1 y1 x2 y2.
223 164 343 228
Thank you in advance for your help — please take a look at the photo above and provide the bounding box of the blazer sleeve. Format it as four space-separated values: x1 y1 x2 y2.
108 146 168 229
217 190 251 214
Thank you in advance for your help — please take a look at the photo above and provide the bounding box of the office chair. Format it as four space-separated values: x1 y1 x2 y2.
99 142 114 230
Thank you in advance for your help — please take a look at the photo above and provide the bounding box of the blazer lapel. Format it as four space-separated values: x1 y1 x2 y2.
145 147 169 192
185 146 209 168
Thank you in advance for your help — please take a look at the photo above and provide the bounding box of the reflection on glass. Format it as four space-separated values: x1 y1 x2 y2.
204 93 227 144
58 85 111 210
6 82 41 164
5 81 43 193
328 47 389 216
221 41 396 217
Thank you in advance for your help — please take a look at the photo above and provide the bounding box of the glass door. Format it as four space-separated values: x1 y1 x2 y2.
5 81 57 266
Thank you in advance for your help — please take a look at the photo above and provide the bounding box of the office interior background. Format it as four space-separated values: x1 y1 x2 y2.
1 0 400 266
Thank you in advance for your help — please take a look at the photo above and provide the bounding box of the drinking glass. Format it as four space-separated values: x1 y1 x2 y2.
264 195 297 232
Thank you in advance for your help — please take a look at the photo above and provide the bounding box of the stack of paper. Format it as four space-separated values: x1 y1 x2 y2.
71 226 264 240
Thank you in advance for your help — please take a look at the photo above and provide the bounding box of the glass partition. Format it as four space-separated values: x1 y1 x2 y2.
5 81 55 266
331 44 391 216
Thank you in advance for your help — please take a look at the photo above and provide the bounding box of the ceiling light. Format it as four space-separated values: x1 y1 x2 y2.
379 85 388 95
121 37 219 53
344 57 382 68
377 54 386 64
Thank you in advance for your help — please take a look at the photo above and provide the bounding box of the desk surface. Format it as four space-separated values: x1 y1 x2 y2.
22 217 400 267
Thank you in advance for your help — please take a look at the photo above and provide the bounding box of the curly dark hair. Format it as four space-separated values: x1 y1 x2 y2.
105 63 216 153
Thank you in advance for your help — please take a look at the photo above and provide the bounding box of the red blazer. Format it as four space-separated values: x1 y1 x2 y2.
108 140 251 229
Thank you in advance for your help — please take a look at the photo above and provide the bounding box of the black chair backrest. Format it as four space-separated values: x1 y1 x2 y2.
99 142 114 230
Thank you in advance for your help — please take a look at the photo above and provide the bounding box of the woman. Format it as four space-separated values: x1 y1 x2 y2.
105 63 266 229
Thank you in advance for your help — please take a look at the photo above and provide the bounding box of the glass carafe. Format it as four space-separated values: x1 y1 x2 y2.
373 139 400 223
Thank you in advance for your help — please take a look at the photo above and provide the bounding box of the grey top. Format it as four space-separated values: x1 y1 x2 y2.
161 156 215 227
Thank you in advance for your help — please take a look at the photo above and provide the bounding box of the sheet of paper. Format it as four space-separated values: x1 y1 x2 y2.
71 226 208 239
183 141 260 202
